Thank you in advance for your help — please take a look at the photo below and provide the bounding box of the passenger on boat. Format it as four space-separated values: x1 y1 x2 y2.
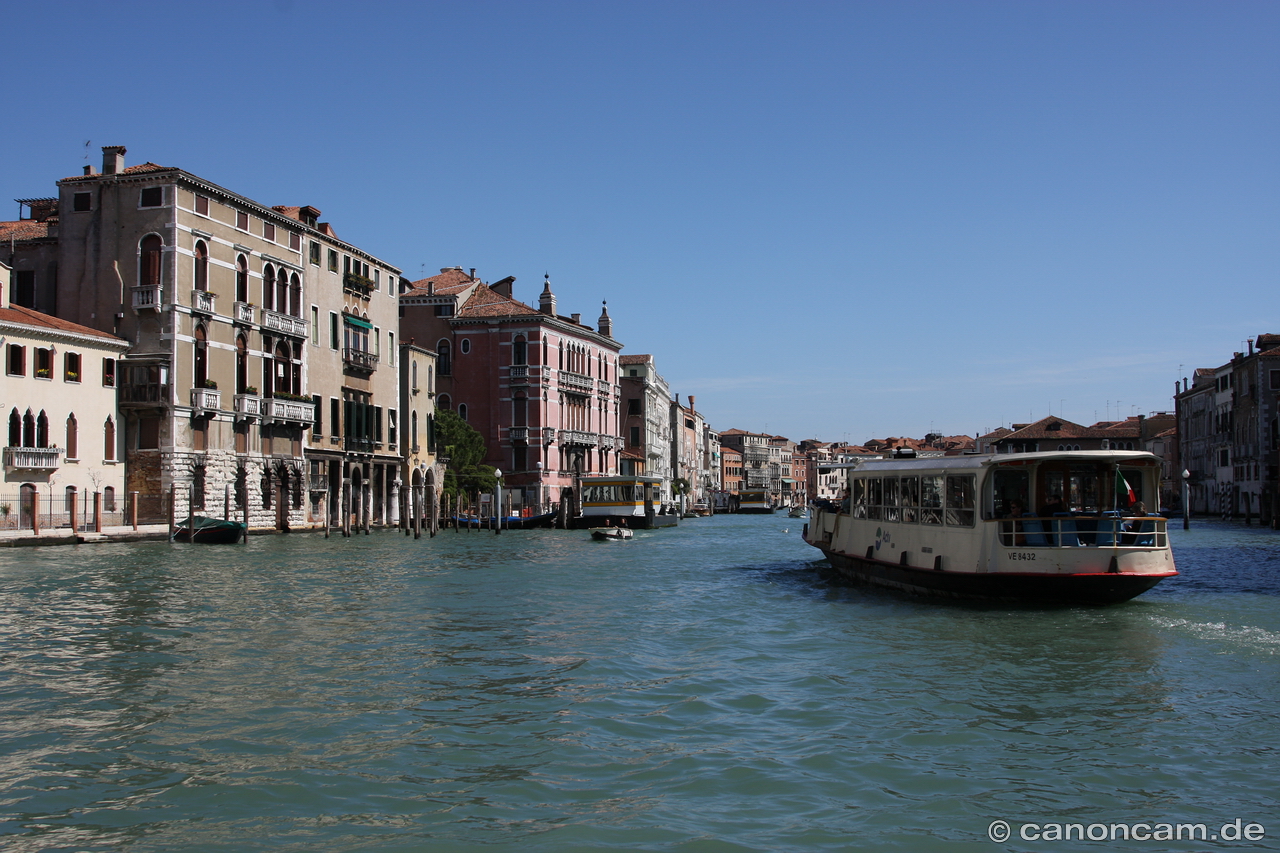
1041 493 1068 516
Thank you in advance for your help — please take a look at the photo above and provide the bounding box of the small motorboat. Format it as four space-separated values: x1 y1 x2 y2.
788 506 808 518
173 515 246 544
591 527 634 541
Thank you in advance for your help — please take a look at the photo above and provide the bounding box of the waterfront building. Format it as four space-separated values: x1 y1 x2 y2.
671 397 715 508
719 444 742 507
0 263 129 526
1177 335 1280 521
5 146 403 529
719 429 781 505
399 269 623 515
619 353 673 505
399 342 441 530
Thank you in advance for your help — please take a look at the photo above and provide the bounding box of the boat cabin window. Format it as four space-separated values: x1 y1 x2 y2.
945 475 976 526
920 475 943 524
850 479 866 518
993 468 1029 518
582 483 642 504
883 477 900 522
900 476 919 523
866 478 882 520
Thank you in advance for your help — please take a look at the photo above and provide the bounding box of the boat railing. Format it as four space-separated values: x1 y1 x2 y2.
998 514 1166 548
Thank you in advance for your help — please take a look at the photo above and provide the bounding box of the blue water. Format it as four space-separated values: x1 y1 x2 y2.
0 516 1277 851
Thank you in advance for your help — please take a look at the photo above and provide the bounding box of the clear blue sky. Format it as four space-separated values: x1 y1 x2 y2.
5 1 1276 443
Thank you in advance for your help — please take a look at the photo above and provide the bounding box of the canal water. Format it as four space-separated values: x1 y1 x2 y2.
1 515 1277 852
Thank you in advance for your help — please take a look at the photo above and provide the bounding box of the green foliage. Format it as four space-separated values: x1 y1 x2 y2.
435 409 497 498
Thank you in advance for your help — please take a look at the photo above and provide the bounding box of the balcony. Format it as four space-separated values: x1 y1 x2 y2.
4 446 62 471
509 427 528 442
561 429 598 447
262 308 308 338
599 434 616 449
309 474 329 492
559 371 594 393
234 394 263 418
191 289 216 314
266 397 316 424
344 435 376 453
234 301 255 323
342 347 378 373
132 285 162 311
509 365 528 382
343 272 373 299
542 427 556 444
190 387 221 411
598 380 612 394
119 382 169 407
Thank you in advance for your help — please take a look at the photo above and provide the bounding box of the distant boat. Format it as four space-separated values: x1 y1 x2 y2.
788 506 807 518
451 511 557 530
591 527 634 541
173 516 246 544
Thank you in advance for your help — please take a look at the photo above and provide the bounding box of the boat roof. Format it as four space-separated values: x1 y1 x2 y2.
820 450 1159 473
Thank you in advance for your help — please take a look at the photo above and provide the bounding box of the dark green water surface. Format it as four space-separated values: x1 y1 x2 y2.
1 515 1277 851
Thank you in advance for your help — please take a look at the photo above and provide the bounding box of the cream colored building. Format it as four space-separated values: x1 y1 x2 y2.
399 342 441 531
5 145 404 530
0 262 129 528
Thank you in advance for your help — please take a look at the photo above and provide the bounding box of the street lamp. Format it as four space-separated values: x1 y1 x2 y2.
1182 469 1191 530
493 468 503 534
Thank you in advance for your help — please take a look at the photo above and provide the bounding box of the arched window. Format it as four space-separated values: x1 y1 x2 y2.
438 394 451 411
140 235 163 287
236 335 248 394
8 409 20 447
411 410 419 450
289 273 302 318
194 240 209 291
65 414 78 460
436 340 451 376
276 268 288 316
274 341 291 397
513 335 527 366
36 411 48 448
22 410 35 447
262 263 276 310
459 338 471 355
194 325 209 388
236 254 249 302
65 485 76 512
458 403 468 422
104 486 116 512
104 416 116 461
411 360 418 390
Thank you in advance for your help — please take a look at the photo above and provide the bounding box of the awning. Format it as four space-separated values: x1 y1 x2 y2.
344 315 373 330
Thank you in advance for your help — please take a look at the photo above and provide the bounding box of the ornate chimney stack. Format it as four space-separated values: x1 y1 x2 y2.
539 273 557 316
597 301 613 338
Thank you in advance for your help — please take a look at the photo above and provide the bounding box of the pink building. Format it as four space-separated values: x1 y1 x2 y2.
399 268 623 514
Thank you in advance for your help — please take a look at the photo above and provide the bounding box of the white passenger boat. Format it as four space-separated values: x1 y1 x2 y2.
803 450 1176 604
576 475 677 529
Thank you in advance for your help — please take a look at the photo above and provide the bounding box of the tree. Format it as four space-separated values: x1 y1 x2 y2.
435 409 497 498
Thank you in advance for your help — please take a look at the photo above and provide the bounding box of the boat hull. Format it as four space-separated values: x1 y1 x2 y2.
173 517 246 544
818 546 1171 605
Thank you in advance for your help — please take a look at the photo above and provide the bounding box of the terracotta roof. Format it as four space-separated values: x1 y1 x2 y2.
0 303 127 344
61 162 173 182
620 354 652 365
458 288 541 318
999 415 1140 441
0 219 54 241
272 206 303 220
404 267 479 297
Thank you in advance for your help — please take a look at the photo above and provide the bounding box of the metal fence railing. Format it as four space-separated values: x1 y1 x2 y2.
0 490 171 534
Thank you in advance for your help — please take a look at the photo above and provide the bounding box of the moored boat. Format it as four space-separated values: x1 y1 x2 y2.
574 475 677 529
591 527 634 541
173 515 246 544
804 450 1176 604
737 489 774 514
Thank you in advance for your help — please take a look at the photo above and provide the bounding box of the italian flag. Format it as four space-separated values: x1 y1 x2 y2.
1115 470 1135 507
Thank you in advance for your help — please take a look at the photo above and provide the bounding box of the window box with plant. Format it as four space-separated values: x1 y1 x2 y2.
203 379 218 390
65 371 80 383
35 368 51 379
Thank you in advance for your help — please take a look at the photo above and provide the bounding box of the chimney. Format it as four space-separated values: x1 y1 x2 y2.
102 145 126 175
539 273 557 316
469 268 476 280
83 165 94 176
1248 338 1255 355
688 395 696 413
491 276 515 299
571 313 581 325
597 301 612 338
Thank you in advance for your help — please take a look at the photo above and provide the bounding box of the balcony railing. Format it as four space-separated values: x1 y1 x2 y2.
561 429 598 447
542 427 555 444
343 272 373 298
598 380 611 394
262 308 308 338
599 434 616 449
559 371 594 393
191 289 216 314
234 301 255 323
132 285 162 311
190 388 221 410
119 382 169 406
234 394 263 418
510 365 528 380
309 474 329 492
266 398 316 424
4 446 63 471
509 427 528 442
344 435 376 453
342 347 378 372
